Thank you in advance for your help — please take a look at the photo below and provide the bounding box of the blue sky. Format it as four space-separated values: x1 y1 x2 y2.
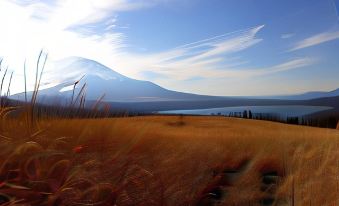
0 0 338 96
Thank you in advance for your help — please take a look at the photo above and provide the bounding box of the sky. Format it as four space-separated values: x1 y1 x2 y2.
0 0 339 96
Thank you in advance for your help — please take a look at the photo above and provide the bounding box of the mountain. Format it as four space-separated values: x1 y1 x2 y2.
10 56 339 109
250 88 339 100
10 57 223 103
278 89 339 100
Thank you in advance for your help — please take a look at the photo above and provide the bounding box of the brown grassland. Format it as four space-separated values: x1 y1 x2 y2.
0 108 338 206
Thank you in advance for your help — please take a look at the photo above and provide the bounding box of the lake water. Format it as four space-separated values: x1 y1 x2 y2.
159 105 333 118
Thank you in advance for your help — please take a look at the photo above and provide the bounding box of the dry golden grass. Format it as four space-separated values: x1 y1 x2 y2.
1 112 339 205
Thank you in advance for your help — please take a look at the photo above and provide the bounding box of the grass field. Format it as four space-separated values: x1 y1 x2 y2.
1 113 339 205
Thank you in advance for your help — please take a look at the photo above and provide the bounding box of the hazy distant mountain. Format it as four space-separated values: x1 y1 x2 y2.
253 89 339 100
10 57 222 103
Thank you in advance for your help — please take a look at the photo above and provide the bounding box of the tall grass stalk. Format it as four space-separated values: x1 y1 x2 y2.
6 71 13 97
24 60 27 103
92 94 106 118
70 74 85 107
0 67 8 105
30 50 48 124
72 82 87 108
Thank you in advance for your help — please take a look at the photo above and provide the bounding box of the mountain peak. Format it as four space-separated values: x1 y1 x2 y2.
9 56 213 102
49 57 129 85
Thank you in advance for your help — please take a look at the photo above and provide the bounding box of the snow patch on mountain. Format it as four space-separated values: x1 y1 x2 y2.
44 56 129 88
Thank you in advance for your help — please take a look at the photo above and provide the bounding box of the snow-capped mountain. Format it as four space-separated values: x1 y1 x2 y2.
11 57 218 103
10 57 339 105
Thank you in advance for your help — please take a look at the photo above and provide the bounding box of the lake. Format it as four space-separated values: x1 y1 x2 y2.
159 105 333 118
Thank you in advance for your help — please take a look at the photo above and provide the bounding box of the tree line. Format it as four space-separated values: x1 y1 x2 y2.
210 110 339 129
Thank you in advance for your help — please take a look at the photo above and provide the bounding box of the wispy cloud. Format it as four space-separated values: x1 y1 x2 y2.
0 0 172 59
246 57 314 76
290 30 339 51
331 0 339 23
119 25 312 82
281 33 295 39
0 0 166 92
150 57 314 80
118 25 265 81
0 0 316 96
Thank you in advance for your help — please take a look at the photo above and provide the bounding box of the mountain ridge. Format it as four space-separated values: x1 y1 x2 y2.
10 57 339 103
11 57 225 103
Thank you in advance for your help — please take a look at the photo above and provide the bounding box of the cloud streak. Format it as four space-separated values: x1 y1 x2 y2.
0 0 316 96
290 30 339 51
120 25 312 82
281 33 295 39
121 25 265 80
0 0 160 92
